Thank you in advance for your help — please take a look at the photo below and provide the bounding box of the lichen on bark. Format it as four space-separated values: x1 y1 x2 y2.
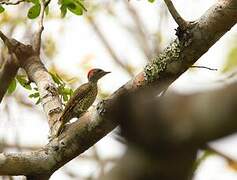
144 39 182 83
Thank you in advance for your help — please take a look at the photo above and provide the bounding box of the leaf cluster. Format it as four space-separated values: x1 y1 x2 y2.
7 75 41 104
0 0 87 18
59 0 86 18
7 73 74 105
50 72 74 104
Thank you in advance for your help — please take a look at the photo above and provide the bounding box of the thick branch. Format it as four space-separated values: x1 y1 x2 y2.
144 0 237 91
0 54 19 102
19 55 63 136
111 81 237 148
101 146 197 180
0 0 236 176
102 80 237 180
0 31 63 135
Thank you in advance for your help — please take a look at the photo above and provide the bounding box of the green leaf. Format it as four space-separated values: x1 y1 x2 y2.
23 83 32 90
60 5 67 17
16 75 32 90
69 88 73 97
67 2 83 15
55 73 64 82
0 5 5 13
29 92 40 98
28 4 41 19
45 6 49 15
7 79 17 94
74 0 86 11
62 93 68 102
222 46 237 73
59 0 86 16
30 0 39 4
148 0 155 2
192 150 214 172
58 85 64 94
50 72 62 85
63 87 72 95
35 98 41 104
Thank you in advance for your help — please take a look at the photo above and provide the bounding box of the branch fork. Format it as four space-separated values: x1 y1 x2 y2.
0 0 62 138
163 0 189 30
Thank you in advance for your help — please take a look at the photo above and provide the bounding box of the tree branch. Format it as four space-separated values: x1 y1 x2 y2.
0 0 24 5
103 77 237 180
163 0 188 29
190 65 218 71
0 54 19 102
87 15 134 77
0 30 63 137
205 145 237 165
124 0 152 59
144 0 237 89
0 0 236 177
33 0 50 55
111 80 237 147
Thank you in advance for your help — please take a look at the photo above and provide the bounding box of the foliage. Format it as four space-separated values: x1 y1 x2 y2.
59 0 86 17
222 45 237 73
15 75 41 104
0 5 4 13
7 73 74 104
7 78 17 94
28 87 41 104
192 150 214 172
0 0 87 18
16 75 32 90
50 72 74 104
28 3 41 19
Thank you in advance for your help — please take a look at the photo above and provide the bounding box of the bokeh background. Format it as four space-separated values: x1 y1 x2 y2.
0 0 237 179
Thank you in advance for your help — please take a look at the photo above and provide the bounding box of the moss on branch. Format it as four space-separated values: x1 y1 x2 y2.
144 39 182 82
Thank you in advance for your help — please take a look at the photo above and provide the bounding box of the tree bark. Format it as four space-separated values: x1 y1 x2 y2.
0 0 236 177
0 54 19 102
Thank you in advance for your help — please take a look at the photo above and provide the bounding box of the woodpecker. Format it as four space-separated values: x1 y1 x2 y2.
56 68 110 136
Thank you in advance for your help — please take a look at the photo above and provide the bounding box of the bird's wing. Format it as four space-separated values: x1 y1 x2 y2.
60 83 92 122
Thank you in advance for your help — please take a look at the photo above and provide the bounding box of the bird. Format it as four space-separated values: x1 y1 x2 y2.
56 68 110 136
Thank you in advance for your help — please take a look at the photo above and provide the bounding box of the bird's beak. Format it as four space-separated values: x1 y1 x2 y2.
103 71 111 75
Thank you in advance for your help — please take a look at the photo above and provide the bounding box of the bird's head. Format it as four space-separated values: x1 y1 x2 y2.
87 68 110 82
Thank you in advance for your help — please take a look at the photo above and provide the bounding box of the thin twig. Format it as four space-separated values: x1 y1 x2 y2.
33 0 50 55
206 145 237 164
190 65 218 71
0 0 24 5
124 1 152 59
0 30 19 54
0 31 8 44
163 0 188 29
87 16 134 77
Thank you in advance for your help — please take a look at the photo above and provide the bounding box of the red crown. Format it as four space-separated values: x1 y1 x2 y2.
87 69 98 79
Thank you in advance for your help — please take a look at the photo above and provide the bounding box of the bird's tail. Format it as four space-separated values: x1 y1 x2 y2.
55 117 65 137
